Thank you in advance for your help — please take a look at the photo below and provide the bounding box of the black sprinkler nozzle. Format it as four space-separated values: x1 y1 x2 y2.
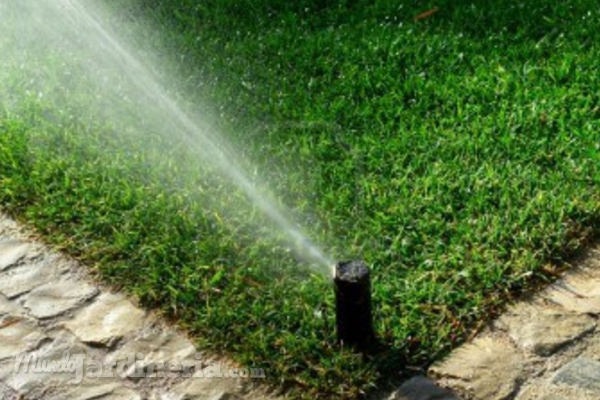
334 260 374 352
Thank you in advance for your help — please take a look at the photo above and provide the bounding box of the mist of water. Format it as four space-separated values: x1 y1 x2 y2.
1 0 334 274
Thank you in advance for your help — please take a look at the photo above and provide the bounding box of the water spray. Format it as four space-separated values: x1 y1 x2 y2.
333 260 374 352
48 0 333 275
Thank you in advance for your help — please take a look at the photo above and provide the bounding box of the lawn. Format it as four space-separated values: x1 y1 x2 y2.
2 0 600 398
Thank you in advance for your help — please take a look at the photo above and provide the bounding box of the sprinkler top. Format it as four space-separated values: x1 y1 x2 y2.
335 260 369 282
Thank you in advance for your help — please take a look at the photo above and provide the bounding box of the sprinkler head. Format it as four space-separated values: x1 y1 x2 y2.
334 260 374 352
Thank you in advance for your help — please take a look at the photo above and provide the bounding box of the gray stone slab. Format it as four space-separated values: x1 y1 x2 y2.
390 376 460 400
429 337 523 400
0 256 67 298
0 240 30 271
0 380 19 400
552 357 600 393
64 293 146 346
46 381 142 400
496 303 596 356
106 329 197 377
2 332 94 396
0 316 45 361
542 273 600 314
23 278 98 319
170 367 248 400
0 294 26 318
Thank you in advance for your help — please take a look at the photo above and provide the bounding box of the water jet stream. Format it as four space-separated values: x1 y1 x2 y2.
8 0 334 274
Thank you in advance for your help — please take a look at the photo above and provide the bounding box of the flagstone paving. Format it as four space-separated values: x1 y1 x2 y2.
389 246 600 400
0 213 277 400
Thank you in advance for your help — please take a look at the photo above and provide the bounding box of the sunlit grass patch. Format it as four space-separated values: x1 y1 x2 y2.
2 0 600 398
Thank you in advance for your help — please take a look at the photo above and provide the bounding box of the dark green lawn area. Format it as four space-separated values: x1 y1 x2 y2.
2 0 600 397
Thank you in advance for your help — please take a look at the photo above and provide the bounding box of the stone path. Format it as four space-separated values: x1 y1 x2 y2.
0 213 278 400
388 246 600 400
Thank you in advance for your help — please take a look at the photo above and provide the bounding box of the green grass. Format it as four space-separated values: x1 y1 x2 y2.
2 0 600 398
